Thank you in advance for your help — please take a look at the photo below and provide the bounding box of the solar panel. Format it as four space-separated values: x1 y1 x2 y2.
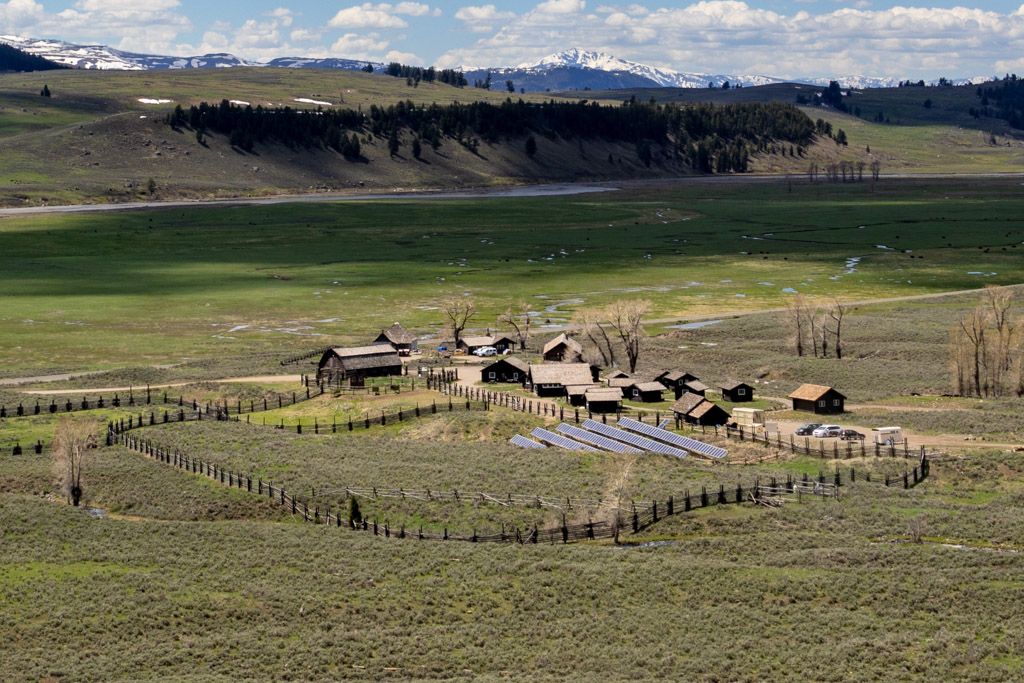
556 423 643 454
617 417 728 459
657 419 671 430
581 420 689 459
530 427 601 452
510 434 547 450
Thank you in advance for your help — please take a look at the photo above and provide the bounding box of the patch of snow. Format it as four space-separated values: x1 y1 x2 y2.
138 98 172 104
781 287 798 293
295 98 332 106
230 100 250 106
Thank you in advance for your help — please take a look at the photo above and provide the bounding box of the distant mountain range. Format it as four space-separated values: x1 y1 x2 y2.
0 35 993 92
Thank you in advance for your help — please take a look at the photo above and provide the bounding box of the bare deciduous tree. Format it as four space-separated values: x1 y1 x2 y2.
53 418 98 507
441 297 476 349
950 285 1020 397
827 299 847 360
870 159 882 181
785 294 811 357
606 299 649 373
498 303 532 352
573 307 616 367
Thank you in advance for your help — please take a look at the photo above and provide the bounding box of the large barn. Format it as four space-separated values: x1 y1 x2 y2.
527 363 594 397
317 345 403 386
789 384 847 414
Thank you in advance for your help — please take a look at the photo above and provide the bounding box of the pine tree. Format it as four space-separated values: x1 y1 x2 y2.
40 84 50 97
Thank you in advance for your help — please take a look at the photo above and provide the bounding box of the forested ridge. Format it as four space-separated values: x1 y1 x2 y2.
168 98 815 173
0 43 68 72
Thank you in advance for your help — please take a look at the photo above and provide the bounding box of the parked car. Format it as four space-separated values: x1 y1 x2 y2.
473 346 498 357
840 429 865 441
795 423 822 436
812 425 842 438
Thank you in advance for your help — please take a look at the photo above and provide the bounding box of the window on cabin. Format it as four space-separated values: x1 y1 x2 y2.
818 400 826 407
737 388 746 395
488 372 495 379
512 373 518 380
833 399 841 406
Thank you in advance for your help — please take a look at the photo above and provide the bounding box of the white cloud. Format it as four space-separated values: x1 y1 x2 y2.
265 7 295 27
330 31 389 57
74 0 180 11
329 4 408 29
394 2 432 16
289 27 322 44
437 0 1023 79
384 49 421 63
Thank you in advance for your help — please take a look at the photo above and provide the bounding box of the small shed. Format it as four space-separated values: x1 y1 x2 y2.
542 333 583 363
678 379 708 399
480 357 530 384
605 369 630 381
719 381 754 403
373 323 418 355
789 384 846 414
688 401 731 426
585 387 622 414
671 392 730 426
527 363 595 397
671 392 706 421
628 381 666 403
565 385 589 407
606 377 633 396
317 344 403 385
656 370 698 392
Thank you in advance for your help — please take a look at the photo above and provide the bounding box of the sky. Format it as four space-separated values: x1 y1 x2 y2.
2 0 1024 79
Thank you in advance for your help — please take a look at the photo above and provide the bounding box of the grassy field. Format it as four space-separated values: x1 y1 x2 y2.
2 177 1024 377
3 427 1024 680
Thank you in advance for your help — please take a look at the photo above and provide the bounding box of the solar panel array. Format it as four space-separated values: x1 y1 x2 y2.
581 420 689 459
618 417 728 459
530 427 600 452
556 423 643 454
657 419 671 430
510 434 547 450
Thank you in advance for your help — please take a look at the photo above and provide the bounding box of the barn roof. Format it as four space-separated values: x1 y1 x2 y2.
529 363 594 386
719 380 752 391
604 369 630 380
684 380 709 393
659 370 694 382
331 344 396 357
461 335 496 348
608 377 633 388
565 385 590 396
542 333 583 355
689 401 725 419
340 354 404 371
378 323 415 344
631 381 666 393
671 392 707 415
485 357 530 373
789 384 845 401
585 388 623 402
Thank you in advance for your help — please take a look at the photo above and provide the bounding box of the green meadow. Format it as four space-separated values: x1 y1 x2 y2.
2 176 1023 374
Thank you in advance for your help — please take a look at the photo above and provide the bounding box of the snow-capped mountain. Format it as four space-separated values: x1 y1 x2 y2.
514 49 783 89
0 35 259 70
0 35 996 92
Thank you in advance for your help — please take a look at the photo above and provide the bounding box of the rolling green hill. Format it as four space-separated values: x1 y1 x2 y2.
2 70 1023 206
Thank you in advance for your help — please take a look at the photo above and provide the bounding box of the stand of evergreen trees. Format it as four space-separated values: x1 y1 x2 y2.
167 98 815 173
0 43 68 72
974 76 1024 129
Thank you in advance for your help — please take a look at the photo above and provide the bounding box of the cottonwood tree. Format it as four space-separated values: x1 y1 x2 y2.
949 285 1021 396
827 299 847 360
53 418 98 507
498 303 532 351
573 307 616 367
442 297 477 349
606 299 649 373
784 294 812 357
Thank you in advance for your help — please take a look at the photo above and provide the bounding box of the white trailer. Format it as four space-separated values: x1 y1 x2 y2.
872 426 903 445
